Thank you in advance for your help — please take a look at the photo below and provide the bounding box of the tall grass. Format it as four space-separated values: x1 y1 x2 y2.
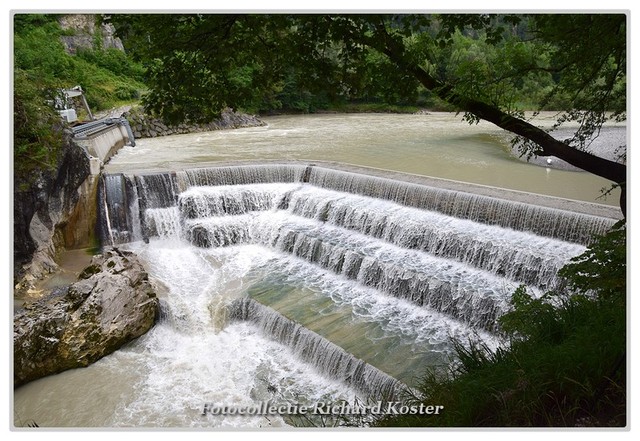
14 15 147 113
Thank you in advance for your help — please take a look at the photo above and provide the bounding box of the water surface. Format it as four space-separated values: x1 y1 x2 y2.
106 112 621 206
14 113 622 429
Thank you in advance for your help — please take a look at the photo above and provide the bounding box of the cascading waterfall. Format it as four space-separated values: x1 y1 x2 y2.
145 207 181 240
95 163 618 423
98 173 143 244
135 172 179 209
179 183 299 219
100 165 615 247
228 297 408 402
99 172 178 244
185 211 516 331
284 186 585 290
178 164 309 188
304 167 614 244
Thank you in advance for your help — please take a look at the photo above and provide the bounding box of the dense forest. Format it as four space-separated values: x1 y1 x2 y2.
110 14 624 119
13 13 627 427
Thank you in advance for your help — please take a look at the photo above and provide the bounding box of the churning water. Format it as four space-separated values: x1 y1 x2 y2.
14 161 617 428
14 114 622 428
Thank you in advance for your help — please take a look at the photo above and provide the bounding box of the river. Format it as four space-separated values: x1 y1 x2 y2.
13 113 623 429
105 112 623 206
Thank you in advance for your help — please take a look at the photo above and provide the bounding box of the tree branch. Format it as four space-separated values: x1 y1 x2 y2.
366 21 626 186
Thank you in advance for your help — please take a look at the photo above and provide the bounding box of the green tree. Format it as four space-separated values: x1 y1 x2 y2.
111 13 626 213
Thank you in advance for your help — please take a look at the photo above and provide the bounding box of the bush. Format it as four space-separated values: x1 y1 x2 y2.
75 47 145 81
114 83 141 100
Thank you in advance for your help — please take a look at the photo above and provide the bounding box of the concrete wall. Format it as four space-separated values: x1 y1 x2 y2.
74 124 131 175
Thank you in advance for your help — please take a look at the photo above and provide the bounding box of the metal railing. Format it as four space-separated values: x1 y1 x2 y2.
71 117 136 147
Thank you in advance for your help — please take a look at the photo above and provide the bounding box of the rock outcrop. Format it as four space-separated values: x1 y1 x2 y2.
125 107 266 139
58 14 125 55
14 248 158 387
14 134 95 295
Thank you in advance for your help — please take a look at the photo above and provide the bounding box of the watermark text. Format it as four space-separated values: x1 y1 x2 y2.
201 401 443 417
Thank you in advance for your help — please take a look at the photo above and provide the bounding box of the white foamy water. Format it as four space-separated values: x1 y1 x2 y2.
14 239 360 428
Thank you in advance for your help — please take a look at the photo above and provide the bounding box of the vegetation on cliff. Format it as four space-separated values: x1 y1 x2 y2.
13 14 145 185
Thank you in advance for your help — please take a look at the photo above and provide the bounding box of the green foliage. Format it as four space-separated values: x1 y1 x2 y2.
13 13 147 183
510 14 626 157
558 221 626 300
498 287 564 343
14 14 59 31
273 70 331 114
75 47 145 81
377 224 626 427
13 69 65 188
14 14 146 112
112 14 302 122
14 20 73 79
416 25 556 117
61 54 145 110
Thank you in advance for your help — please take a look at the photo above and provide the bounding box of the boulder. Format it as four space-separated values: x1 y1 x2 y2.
14 247 158 387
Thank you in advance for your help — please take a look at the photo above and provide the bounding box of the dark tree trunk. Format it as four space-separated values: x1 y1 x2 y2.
369 24 627 216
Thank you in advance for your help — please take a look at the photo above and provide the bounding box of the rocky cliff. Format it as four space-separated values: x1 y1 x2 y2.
58 14 125 55
14 248 158 387
14 132 94 293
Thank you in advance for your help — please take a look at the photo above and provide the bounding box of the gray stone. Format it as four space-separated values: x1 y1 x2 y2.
122 107 266 140
14 247 158 387
14 135 92 290
57 14 126 55
59 35 94 55
101 23 125 51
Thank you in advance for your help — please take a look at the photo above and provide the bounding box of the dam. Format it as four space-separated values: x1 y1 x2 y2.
14 114 622 428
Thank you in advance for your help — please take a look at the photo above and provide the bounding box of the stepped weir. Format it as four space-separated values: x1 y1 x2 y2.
97 162 618 404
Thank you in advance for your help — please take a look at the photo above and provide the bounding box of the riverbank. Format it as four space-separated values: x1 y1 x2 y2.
125 106 266 139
